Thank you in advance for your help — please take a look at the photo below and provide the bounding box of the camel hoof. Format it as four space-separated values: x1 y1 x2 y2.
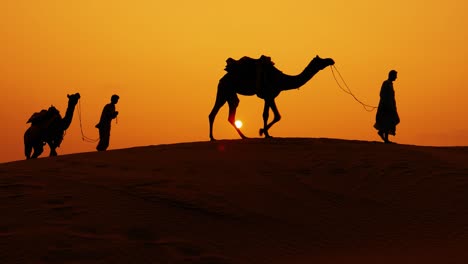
260 128 272 138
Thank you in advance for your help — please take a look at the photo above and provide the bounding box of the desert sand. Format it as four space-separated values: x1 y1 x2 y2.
1 138 468 263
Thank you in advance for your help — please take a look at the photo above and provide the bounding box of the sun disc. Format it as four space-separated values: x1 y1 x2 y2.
235 120 243 128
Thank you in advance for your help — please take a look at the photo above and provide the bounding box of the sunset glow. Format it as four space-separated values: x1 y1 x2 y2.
235 120 243 129
1 0 468 162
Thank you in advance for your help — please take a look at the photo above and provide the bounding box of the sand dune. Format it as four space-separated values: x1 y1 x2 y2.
1 138 468 263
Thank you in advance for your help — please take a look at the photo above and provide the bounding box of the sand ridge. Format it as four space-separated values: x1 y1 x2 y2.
1 138 468 263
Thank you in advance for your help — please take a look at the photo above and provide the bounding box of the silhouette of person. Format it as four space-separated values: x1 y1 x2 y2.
96 94 119 151
374 70 400 143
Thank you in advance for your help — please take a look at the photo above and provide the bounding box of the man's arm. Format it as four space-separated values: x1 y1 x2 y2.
103 104 118 120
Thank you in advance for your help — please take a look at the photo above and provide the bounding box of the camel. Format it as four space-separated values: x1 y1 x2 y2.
208 55 335 140
24 93 81 159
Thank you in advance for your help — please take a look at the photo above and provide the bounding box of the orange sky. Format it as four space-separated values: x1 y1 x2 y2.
1 0 467 163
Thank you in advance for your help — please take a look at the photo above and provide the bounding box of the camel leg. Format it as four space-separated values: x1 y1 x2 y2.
227 95 247 139
31 143 44 159
24 128 33 159
50 149 58 157
259 99 281 138
49 142 58 157
208 94 227 141
260 100 271 137
25 143 32 159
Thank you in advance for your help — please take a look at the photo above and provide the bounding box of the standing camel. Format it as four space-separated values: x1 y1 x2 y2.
208 55 334 140
24 93 81 159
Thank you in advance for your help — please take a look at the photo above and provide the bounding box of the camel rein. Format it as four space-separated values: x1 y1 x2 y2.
77 100 100 143
330 65 377 112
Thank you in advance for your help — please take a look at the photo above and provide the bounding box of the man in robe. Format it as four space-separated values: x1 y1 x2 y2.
374 70 400 143
96 94 119 151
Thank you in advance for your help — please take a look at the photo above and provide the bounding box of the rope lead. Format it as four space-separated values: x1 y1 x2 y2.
77 100 100 143
330 65 377 112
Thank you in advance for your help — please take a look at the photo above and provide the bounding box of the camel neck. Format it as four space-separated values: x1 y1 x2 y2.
61 103 76 130
281 59 324 91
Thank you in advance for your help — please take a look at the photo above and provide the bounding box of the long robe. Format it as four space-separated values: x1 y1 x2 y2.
374 80 400 135
96 103 118 151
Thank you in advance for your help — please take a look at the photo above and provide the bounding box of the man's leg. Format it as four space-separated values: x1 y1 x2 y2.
96 128 110 151
378 130 385 142
384 132 391 144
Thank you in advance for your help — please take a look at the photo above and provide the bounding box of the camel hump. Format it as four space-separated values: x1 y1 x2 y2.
224 55 275 73
27 109 48 124
27 106 61 125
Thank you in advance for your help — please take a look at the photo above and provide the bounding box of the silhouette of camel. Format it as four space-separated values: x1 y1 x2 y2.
24 93 81 159
209 55 334 140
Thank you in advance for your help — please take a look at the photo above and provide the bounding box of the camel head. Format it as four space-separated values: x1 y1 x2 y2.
312 55 335 70
67 93 81 106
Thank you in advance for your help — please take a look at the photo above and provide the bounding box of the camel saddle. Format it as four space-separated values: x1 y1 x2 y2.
225 55 275 97
27 106 61 126
224 55 275 73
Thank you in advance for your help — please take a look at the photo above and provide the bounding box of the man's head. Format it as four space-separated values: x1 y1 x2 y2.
111 94 119 104
388 70 398 81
